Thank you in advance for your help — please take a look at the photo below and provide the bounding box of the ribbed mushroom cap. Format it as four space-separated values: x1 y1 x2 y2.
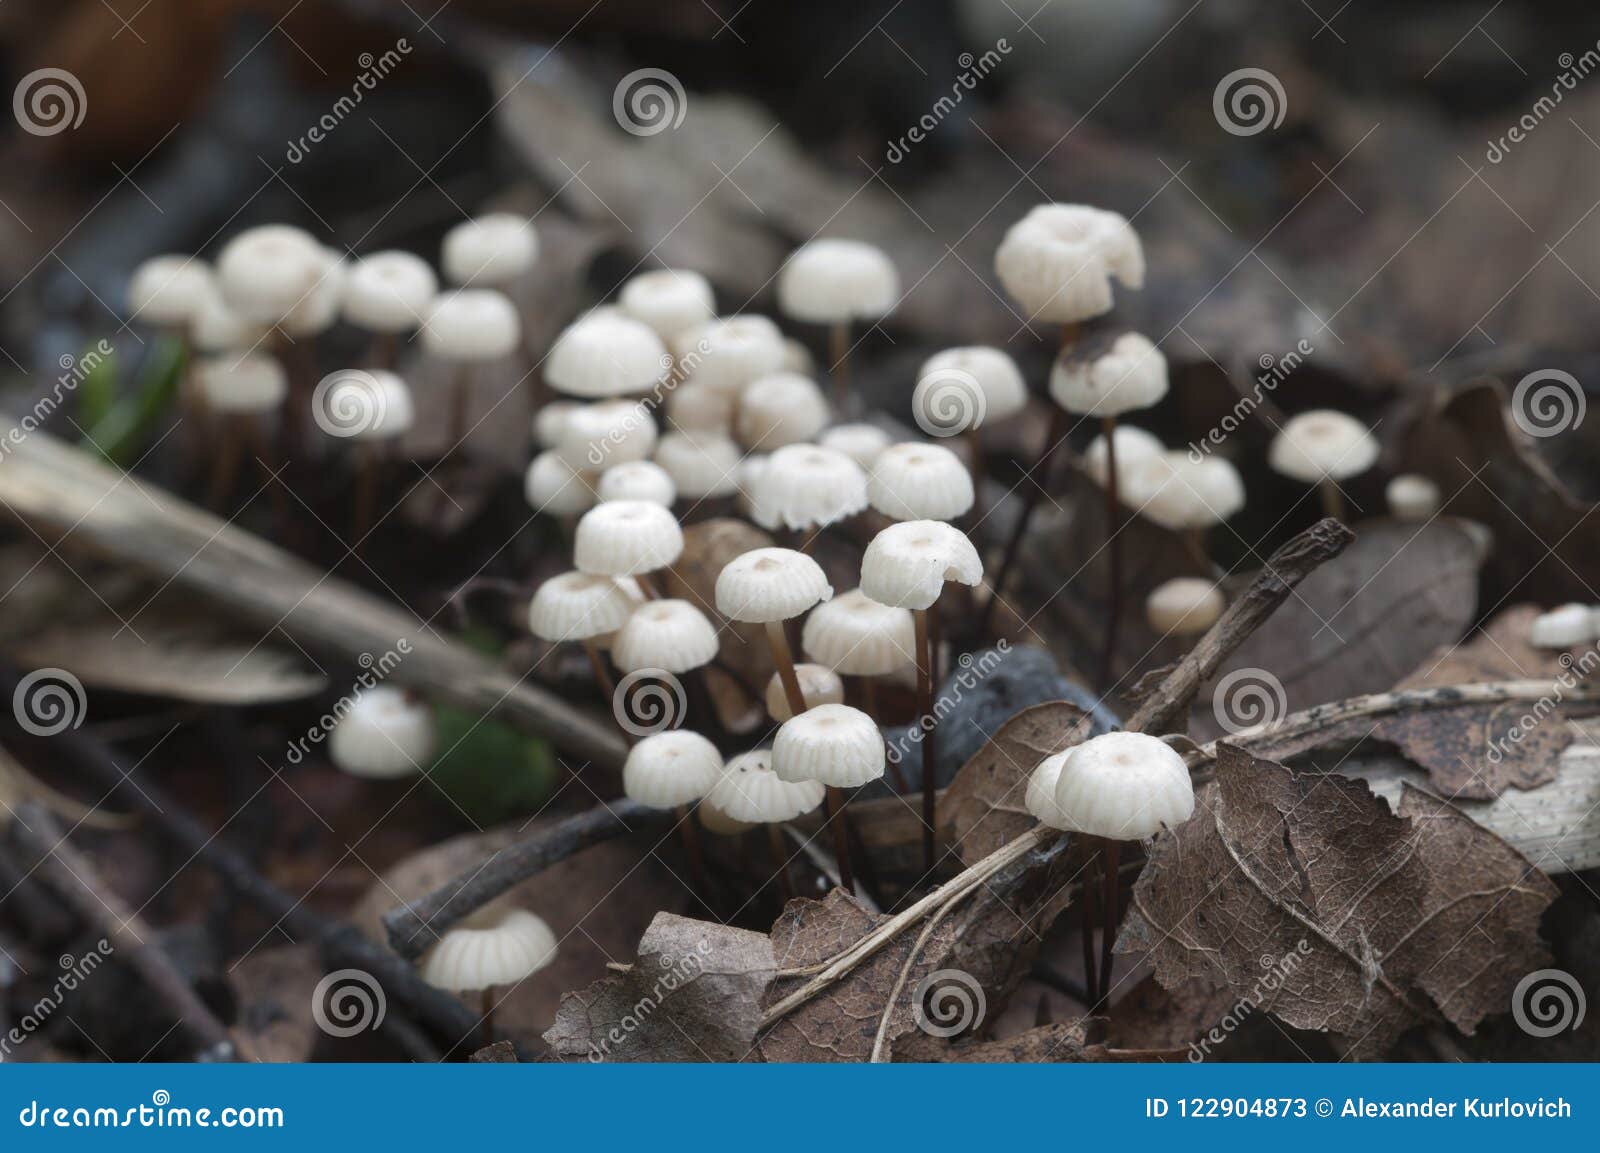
698 798 756 836
597 460 676 506
527 571 641 643
674 315 786 394
418 908 556 992
216 224 326 323
320 369 415 441
801 588 918 677
1082 424 1164 486
574 501 684 575
624 730 724 809
859 521 983 611
1051 731 1194 840
777 239 899 324
343 251 438 332
535 402 582 450
1126 452 1244 530
1146 578 1225 635
1049 332 1168 417
197 354 288 413
554 399 658 470
994 205 1141 323
619 269 716 339
611 599 719 673
665 380 736 433
191 285 266 353
714 547 833 623
1529 603 1598 649
916 346 1028 428
707 749 825 823
654 431 742 499
765 663 846 722
1024 752 1074 831
441 214 537 286
423 289 521 361
547 313 669 398
819 423 893 470
773 703 885 788
524 451 597 516
1268 410 1379 483
328 685 436 779
129 256 214 327
867 442 975 522
1386 474 1440 521
749 444 868 532
736 372 832 448
280 247 347 337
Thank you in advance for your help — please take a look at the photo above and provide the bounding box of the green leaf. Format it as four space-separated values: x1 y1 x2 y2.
425 704 557 825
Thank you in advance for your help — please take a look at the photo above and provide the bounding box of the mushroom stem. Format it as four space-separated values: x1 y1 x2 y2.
828 321 851 413
352 442 379 552
1318 479 1346 521
448 364 471 449
766 823 794 904
1079 838 1099 1006
369 331 398 372
764 621 808 717
1184 528 1212 573
580 638 617 704
480 987 495 1047
965 425 986 525
1099 838 1122 1006
636 571 663 600
1098 413 1123 686
913 606 937 873
675 803 712 913
823 786 855 897
208 415 244 510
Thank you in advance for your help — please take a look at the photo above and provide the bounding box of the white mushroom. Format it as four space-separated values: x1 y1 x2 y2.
610 599 719 674
441 214 537 286
329 685 436 779
619 269 716 339
867 442 975 523
764 663 846 722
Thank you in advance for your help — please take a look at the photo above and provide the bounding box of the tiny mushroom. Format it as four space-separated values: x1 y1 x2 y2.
1529 604 1599 650
417 906 556 1041
546 312 669 399
764 663 846 722
328 685 437 780
316 369 415 543
735 372 832 448
706 748 826 898
610 599 719 675
1387 474 1441 521
554 398 658 470
777 239 898 409
818 423 893 471
1082 424 1163 487
128 255 214 331
573 500 684 591
1145 577 1225 636
772 702 885 893
619 269 716 339
748 444 869 538
343 251 438 365
597 460 677 506
624 729 723 900
654 431 742 502
215 224 326 324
867 442 975 523
1268 409 1379 521
674 315 786 395
525 451 598 519
423 289 522 444
528 570 642 693
196 353 288 507
441 214 537 286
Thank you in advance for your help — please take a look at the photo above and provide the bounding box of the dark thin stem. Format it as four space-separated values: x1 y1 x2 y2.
480 988 495 1048
764 621 808 716
1319 479 1346 521
449 364 470 449
370 332 398 372
1099 839 1122 1006
207 416 243 510
1098 413 1122 687
980 405 1068 638
352 443 379 553
675 803 713 913
823 786 855 896
767 823 794 904
829 321 851 413
914 607 936 874
1079 838 1099 1006
581 638 617 702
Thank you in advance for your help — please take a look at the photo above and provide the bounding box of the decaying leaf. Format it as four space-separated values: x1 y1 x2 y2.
1120 743 1557 1057
933 1019 1115 1063
228 944 324 1063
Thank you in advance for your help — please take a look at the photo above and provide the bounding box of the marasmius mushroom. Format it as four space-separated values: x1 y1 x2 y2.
706 748 825 901
1386 474 1440 521
913 346 1027 499
196 353 288 510
777 239 898 411
597 460 677 507
441 214 537 288
417 906 556 1045
1267 409 1378 521
618 269 716 341
328 685 438 780
735 372 832 449
623 729 724 909
748 444 868 549
772 702 886 896
527 570 643 698
573 500 684 598
343 250 438 369
423 288 521 446
315 368 415 545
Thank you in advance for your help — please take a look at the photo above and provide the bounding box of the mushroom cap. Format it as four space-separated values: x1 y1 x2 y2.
773 703 885 788
665 380 736 433
916 346 1028 428
818 423 893 470
1082 424 1164 486
674 315 786 394
1049 332 1168 417
707 749 825 823
441 214 537 286
1268 410 1379 483
527 571 641 642
859 520 983 611
749 444 869 532
1146 578 1225 635
597 460 677 506
216 224 327 323
190 285 267 353
533 401 581 449
525 450 598 516
780 337 815 376
547 312 669 398
279 247 347 337
623 729 724 809
319 369 414 441
574 501 684 576
1529 603 1598 649
423 289 521 361
994 205 1142 324
714 547 833 623
777 238 899 324
611 599 719 674
735 372 832 448
328 685 436 779
654 431 742 499
1024 752 1075 831
1387 473 1440 521
801 588 918 676
765 663 846 722
619 269 716 339
129 255 214 327
1051 731 1194 840
1127 452 1244 530
418 907 556 992
343 250 438 332
197 354 288 413
867 442 975 522
555 399 658 469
